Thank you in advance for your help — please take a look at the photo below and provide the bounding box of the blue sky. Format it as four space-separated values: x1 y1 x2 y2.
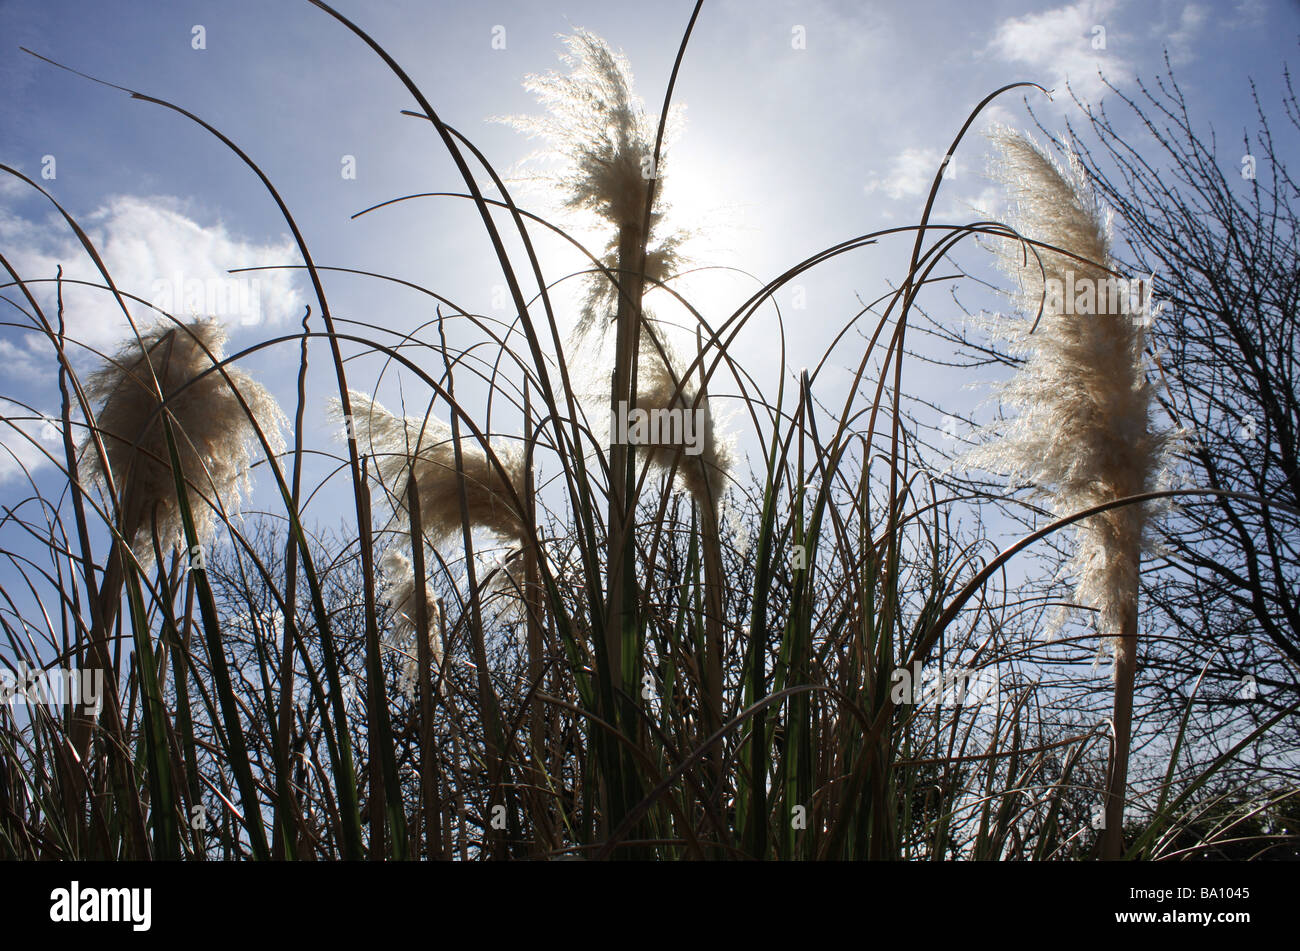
0 0 1295 539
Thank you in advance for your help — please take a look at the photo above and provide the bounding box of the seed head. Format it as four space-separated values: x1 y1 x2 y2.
81 317 286 558
964 130 1176 644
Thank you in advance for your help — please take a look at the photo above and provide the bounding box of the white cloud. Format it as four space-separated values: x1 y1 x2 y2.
0 397 67 485
0 338 53 384
864 147 950 201
1163 3 1208 65
988 0 1129 104
864 144 1003 220
939 185 1008 226
0 195 305 356
1230 0 1266 28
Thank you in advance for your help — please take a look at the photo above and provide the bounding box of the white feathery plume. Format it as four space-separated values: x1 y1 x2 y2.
497 27 690 338
500 28 682 233
336 390 527 545
635 323 733 511
81 317 286 558
379 548 443 699
581 231 691 339
964 130 1178 652
722 498 752 561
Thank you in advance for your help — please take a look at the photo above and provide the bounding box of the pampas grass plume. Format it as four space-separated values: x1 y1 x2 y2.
499 28 690 339
635 325 733 510
82 317 286 557
501 27 681 234
336 391 526 544
380 548 443 699
965 129 1174 655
